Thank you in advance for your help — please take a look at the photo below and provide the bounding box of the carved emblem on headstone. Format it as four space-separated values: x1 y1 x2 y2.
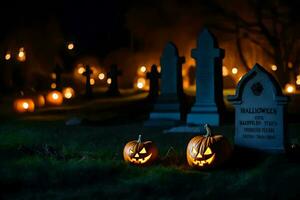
251 82 264 96
227 64 289 153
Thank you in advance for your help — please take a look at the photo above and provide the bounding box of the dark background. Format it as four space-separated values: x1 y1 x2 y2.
0 0 131 57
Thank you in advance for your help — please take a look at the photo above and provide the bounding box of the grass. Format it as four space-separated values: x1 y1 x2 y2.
1 91 300 199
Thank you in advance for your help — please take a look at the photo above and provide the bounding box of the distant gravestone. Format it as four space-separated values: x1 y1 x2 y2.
82 65 93 98
146 64 160 100
145 42 185 126
187 28 225 126
228 64 289 153
107 64 122 96
53 65 63 91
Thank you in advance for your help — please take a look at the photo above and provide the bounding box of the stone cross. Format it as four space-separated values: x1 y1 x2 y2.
107 64 122 96
146 64 160 100
228 64 289 153
187 28 225 126
82 64 93 98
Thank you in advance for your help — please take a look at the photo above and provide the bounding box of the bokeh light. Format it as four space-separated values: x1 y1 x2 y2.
271 65 277 71
285 83 295 93
51 83 57 89
98 73 105 80
90 78 95 85
67 42 74 50
107 78 112 85
140 66 146 73
232 67 238 75
5 52 11 60
222 66 229 77
62 87 75 99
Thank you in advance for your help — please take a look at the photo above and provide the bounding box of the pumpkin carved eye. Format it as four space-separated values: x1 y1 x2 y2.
139 147 147 154
123 135 158 166
192 147 198 155
204 147 212 155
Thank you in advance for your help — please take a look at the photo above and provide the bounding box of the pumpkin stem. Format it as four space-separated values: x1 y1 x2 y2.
137 134 142 143
204 124 212 137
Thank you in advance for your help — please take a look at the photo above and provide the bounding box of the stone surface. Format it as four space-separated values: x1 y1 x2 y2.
145 42 185 126
163 125 206 134
187 28 225 126
228 64 289 153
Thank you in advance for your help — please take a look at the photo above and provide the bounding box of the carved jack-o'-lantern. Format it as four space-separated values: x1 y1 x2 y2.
123 135 158 166
13 98 35 113
186 124 232 169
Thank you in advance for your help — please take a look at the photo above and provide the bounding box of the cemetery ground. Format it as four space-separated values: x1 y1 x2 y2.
1 89 300 199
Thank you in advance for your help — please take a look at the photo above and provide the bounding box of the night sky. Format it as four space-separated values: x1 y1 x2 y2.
0 0 131 56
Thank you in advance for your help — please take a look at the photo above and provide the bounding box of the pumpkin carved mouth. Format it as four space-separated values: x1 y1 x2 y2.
192 153 215 166
129 153 152 164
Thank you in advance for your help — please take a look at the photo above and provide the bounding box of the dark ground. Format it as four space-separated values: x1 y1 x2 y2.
1 90 300 199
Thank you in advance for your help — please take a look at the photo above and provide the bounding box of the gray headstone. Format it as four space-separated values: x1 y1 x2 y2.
187 28 225 126
144 42 185 126
228 64 289 153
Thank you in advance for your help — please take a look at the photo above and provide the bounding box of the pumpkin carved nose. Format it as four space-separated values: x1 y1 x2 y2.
134 153 140 158
197 153 203 158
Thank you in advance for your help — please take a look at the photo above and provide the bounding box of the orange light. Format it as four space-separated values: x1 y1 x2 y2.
232 67 238 75
136 77 146 89
140 66 146 73
51 73 56 79
52 93 59 100
46 90 63 106
67 42 74 50
51 83 57 89
5 52 11 60
22 102 29 109
13 99 35 113
77 67 85 74
17 47 26 62
98 73 105 80
271 65 277 71
90 78 95 85
35 95 45 107
62 87 75 99
222 66 229 77
285 84 295 94
107 78 112 85
157 65 161 73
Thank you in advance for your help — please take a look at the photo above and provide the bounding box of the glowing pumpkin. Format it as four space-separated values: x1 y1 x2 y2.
186 124 232 169
13 99 35 113
123 135 158 166
46 90 63 106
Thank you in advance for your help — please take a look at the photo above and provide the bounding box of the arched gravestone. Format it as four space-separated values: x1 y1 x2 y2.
187 28 225 126
145 42 185 126
228 64 289 153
